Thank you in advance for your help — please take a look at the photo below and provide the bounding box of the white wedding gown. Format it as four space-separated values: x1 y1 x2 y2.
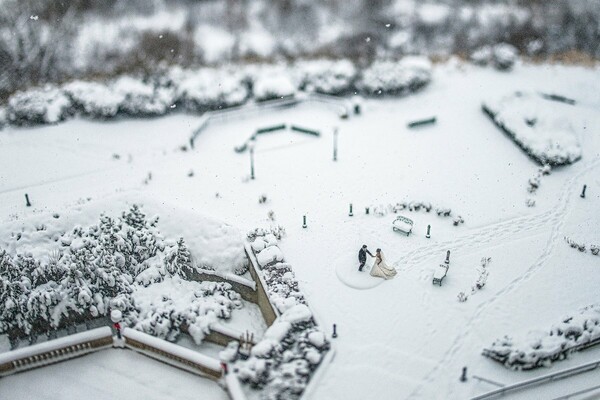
370 251 397 279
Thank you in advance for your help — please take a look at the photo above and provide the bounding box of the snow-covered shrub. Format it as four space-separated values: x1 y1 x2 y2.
492 43 518 71
63 80 125 119
112 76 172 116
250 67 297 101
357 56 432 96
470 43 518 71
168 66 249 112
564 236 587 253
7 87 73 125
235 305 330 400
470 46 493 66
591 245 600 256
483 305 600 370
457 292 468 302
482 92 582 166
472 257 491 292
294 59 357 95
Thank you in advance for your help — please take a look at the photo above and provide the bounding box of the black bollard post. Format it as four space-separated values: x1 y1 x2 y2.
460 366 467 382
349 203 353 217
332 324 338 338
365 207 370 215
580 184 587 198
250 147 255 180
426 224 431 239
25 193 31 207
333 128 338 162
445 250 451 264
302 215 307 229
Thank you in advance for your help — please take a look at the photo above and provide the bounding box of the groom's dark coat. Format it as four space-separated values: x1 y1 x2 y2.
358 247 374 262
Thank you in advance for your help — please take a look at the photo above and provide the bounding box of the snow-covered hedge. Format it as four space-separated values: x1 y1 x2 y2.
470 43 519 71
63 80 126 119
113 76 174 117
357 56 432 96
483 305 600 370
2 57 433 127
6 86 73 125
0 205 243 345
168 66 249 112
227 230 330 400
294 59 357 95
482 92 582 166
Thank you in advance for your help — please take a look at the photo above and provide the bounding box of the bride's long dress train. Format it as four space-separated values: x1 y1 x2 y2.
370 252 397 279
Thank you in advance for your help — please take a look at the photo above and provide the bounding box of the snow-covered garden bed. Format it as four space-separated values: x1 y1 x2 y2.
222 229 331 400
0 205 250 348
482 92 582 166
483 305 600 370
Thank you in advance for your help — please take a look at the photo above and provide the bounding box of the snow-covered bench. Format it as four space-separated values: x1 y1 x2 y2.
392 216 413 236
432 264 449 286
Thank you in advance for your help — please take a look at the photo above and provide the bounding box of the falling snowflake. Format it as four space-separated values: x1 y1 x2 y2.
385 24 391 28
30 15 39 20
365 37 371 43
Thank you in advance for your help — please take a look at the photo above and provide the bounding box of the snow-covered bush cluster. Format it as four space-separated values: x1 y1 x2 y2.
564 237 599 256
133 278 242 344
470 43 519 71
483 305 600 370
6 86 73 125
166 66 248 112
457 257 491 303
482 92 582 166
357 57 432 97
231 230 330 400
0 205 243 345
1 57 432 127
368 201 463 226
294 59 357 96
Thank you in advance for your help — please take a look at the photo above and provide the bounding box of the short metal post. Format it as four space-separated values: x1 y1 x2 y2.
333 128 338 161
302 215 307 229
426 224 431 239
460 366 467 382
581 184 587 198
365 207 369 215
332 324 338 338
25 193 31 207
250 147 255 180
349 203 353 217
445 250 451 264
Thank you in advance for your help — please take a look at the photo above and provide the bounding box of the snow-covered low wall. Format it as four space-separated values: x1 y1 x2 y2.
0 327 113 376
245 243 279 326
123 327 222 380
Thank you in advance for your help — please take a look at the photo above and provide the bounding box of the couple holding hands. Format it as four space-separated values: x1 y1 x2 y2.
358 245 397 280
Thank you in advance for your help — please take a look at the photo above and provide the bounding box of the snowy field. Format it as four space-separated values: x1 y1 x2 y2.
1 61 600 399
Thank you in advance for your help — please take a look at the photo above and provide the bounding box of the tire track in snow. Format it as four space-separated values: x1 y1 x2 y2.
407 157 600 399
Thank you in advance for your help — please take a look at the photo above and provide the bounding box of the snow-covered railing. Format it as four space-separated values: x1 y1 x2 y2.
122 327 222 380
244 242 279 326
0 327 113 377
470 359 600 400
189 93 351 148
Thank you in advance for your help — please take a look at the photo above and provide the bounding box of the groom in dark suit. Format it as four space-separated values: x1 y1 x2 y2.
358 245 374 272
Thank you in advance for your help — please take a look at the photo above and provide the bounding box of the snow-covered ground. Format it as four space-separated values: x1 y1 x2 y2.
1 61 600 399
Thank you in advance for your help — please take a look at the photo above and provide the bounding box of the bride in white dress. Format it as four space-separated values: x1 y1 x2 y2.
370 248 397 279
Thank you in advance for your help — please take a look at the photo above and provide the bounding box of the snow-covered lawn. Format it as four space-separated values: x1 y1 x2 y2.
1 61 600 399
